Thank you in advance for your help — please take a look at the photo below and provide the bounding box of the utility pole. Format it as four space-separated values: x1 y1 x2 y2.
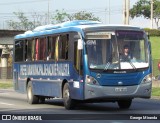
126 0 130 25
150 0 153 29
48 0 50 24
123 0 130 25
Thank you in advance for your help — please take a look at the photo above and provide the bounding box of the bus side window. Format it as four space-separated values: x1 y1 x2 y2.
39 38 47 61
26 40 31 61
47 36 56 61
35 38 39 61
63 35 69 60
15 40 24 62
32 39 35 61
74 41 83 75
24 40 27 61
55 34 69 61
65 35 69 60
55 36 60 61
35 38 47 61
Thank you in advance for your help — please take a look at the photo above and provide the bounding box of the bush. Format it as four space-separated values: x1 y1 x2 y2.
144 28 160 36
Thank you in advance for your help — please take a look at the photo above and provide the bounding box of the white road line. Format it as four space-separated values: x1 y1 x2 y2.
0 102 14 106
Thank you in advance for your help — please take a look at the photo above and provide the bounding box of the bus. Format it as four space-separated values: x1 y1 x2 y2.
13 20 152 110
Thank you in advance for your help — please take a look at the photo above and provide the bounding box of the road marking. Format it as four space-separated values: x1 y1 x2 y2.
0 102 14 106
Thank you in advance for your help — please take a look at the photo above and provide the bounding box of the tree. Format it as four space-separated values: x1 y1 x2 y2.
70 11 100 21
7 12 48 30
31 12 49 26
52 10 100 24
6 10 100 30
52 9 70 24
130 0 160 28
7 12 34 30
153 1 160 28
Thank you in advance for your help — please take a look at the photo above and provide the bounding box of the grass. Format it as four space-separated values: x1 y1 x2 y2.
149 37 160 77
0 82 13 89
150 36 160 59
152 87 160 97
150 36 160 97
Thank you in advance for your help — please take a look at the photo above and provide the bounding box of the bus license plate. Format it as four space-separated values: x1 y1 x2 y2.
115 87 127 92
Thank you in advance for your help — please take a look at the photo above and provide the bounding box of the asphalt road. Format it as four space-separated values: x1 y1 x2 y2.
0 89 160 123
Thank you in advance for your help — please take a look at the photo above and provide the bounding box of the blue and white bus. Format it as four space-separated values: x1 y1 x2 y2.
13 20 152 110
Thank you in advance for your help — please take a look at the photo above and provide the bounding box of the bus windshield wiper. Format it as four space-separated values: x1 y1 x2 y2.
122 57 137 70
104 62 111 71
103 55 112 71
128 61 137 70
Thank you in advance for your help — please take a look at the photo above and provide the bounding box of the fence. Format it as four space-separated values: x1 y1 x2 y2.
0 67 12 79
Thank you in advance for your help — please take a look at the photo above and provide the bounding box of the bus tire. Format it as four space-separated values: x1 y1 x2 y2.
63 83 75 110
117 99 132 109
27 81 39 104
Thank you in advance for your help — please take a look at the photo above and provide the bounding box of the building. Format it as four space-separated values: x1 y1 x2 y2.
0 30 24 79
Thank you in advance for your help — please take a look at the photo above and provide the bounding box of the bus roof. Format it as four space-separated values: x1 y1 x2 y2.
14 20 142 39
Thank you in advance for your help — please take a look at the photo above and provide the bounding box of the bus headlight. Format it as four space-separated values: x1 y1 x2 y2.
85 75 99 85
142 74 152 84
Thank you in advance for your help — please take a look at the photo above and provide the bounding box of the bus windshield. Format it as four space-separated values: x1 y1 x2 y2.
85 30 149 70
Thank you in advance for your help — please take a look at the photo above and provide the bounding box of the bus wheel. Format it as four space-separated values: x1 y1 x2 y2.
27 81 39 104
117 99 132 109
63 83 75 110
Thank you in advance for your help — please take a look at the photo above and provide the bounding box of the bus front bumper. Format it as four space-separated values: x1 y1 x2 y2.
84 82 152 100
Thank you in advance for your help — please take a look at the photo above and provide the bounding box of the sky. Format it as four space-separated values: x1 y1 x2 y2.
0 0 152 29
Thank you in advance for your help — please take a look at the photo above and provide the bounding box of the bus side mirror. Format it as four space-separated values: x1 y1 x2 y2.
78 39 83 50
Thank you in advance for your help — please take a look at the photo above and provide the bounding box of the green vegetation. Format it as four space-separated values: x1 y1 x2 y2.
7 11 100 30
130 0 160 28
150 36 160 59
144 28 160 37
152 87 160 97
0 82 13 89
150 36 160 77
